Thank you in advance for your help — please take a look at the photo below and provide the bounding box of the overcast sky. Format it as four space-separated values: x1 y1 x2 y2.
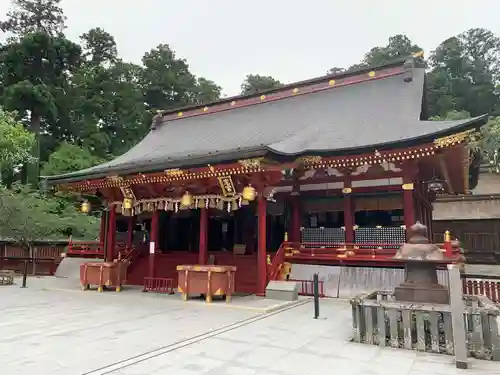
1 0 500 96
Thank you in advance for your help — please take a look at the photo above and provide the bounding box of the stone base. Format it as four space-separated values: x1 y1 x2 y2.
394 282 449 304
265 281 299 301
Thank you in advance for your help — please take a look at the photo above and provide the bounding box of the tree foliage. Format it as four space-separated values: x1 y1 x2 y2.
0 108 34 169
240 74 283 95
0 184 99 250
41 142 105 176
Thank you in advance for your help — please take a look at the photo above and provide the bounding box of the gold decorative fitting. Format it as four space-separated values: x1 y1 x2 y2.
433 129 475 148
106 175 123 184
402 183 414 191
165 168 184 177
238 158 262 168
368 71 376 77
329 79 336 86
260 95 266 100
297 156 322 164
203 107 208 112
242 185 256 201
444 230 451 242
218 176 236 197
292 88 299 94
177 112 183 117
342 187 352 194
413 50 425 58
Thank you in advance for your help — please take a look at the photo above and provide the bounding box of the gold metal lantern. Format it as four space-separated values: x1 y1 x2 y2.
123 197 133 210
81 200 91 213
242 185 256 201
180 191 193 207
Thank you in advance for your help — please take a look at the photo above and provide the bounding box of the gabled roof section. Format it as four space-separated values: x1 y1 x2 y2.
45 56 488 184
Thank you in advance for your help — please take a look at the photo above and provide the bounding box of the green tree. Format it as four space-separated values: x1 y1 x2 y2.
193 77 222 104
240 74 283 95
0 0 65 37
41 142 105 176
140 44 198 111
0 108 34 173
361 34 422 66
80 27 117 66
0 32 82 185
0 184 99 254
427 28 500 117
328 34 422 73
0 0 81 185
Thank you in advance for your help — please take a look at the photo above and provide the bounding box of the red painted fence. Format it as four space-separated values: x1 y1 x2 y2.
0 241 67 275
462 276 500 303
143 277 175 294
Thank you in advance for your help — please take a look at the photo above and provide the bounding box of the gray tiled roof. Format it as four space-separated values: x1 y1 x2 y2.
46 66 488 183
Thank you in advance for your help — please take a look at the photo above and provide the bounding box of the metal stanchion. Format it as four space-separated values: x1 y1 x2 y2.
313 273 320 319
21 259 28 288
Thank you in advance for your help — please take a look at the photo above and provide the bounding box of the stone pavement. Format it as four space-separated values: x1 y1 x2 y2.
2 278 500 375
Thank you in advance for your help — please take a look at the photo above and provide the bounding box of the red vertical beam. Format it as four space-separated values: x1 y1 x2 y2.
106 207 117 261
126 216 134 250
402 165 416 239
343 183 354 244
198 208 208 264
99 213 106 245
149 210 160 278
257 196 267 296
290 196 301 243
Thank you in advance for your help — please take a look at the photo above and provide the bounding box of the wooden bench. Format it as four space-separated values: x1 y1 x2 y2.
0 270 15 285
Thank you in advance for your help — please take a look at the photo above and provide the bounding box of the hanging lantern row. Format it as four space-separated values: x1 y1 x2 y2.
81 185 256 214
126 195 250 215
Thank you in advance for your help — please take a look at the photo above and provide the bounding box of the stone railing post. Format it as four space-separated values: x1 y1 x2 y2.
448 264 468 369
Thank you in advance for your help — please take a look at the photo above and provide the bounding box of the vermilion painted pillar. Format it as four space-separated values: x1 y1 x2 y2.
290 196 301 243
198 208 208 264
106 207 117 261
126 216 134 250
149 210 159 278
402 168 416 240
257 196 267 296
343 187 354 244
99 213 106 245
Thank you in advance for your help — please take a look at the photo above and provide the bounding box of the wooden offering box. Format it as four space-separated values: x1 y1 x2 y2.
177 265 236 303
80 261 129 292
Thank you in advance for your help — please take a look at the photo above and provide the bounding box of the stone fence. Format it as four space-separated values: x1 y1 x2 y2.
351 291 500 361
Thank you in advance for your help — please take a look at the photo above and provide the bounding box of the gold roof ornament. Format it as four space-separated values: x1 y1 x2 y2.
433 129 475 148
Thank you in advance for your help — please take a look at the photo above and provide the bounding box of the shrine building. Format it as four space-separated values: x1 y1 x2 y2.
45 54 487 296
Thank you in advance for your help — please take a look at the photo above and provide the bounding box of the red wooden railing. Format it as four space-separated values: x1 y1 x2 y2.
462 276 500 303
281 241 461 261
289 278 325 297
67 241 104 257
143 277 175 294
268 242 286 281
